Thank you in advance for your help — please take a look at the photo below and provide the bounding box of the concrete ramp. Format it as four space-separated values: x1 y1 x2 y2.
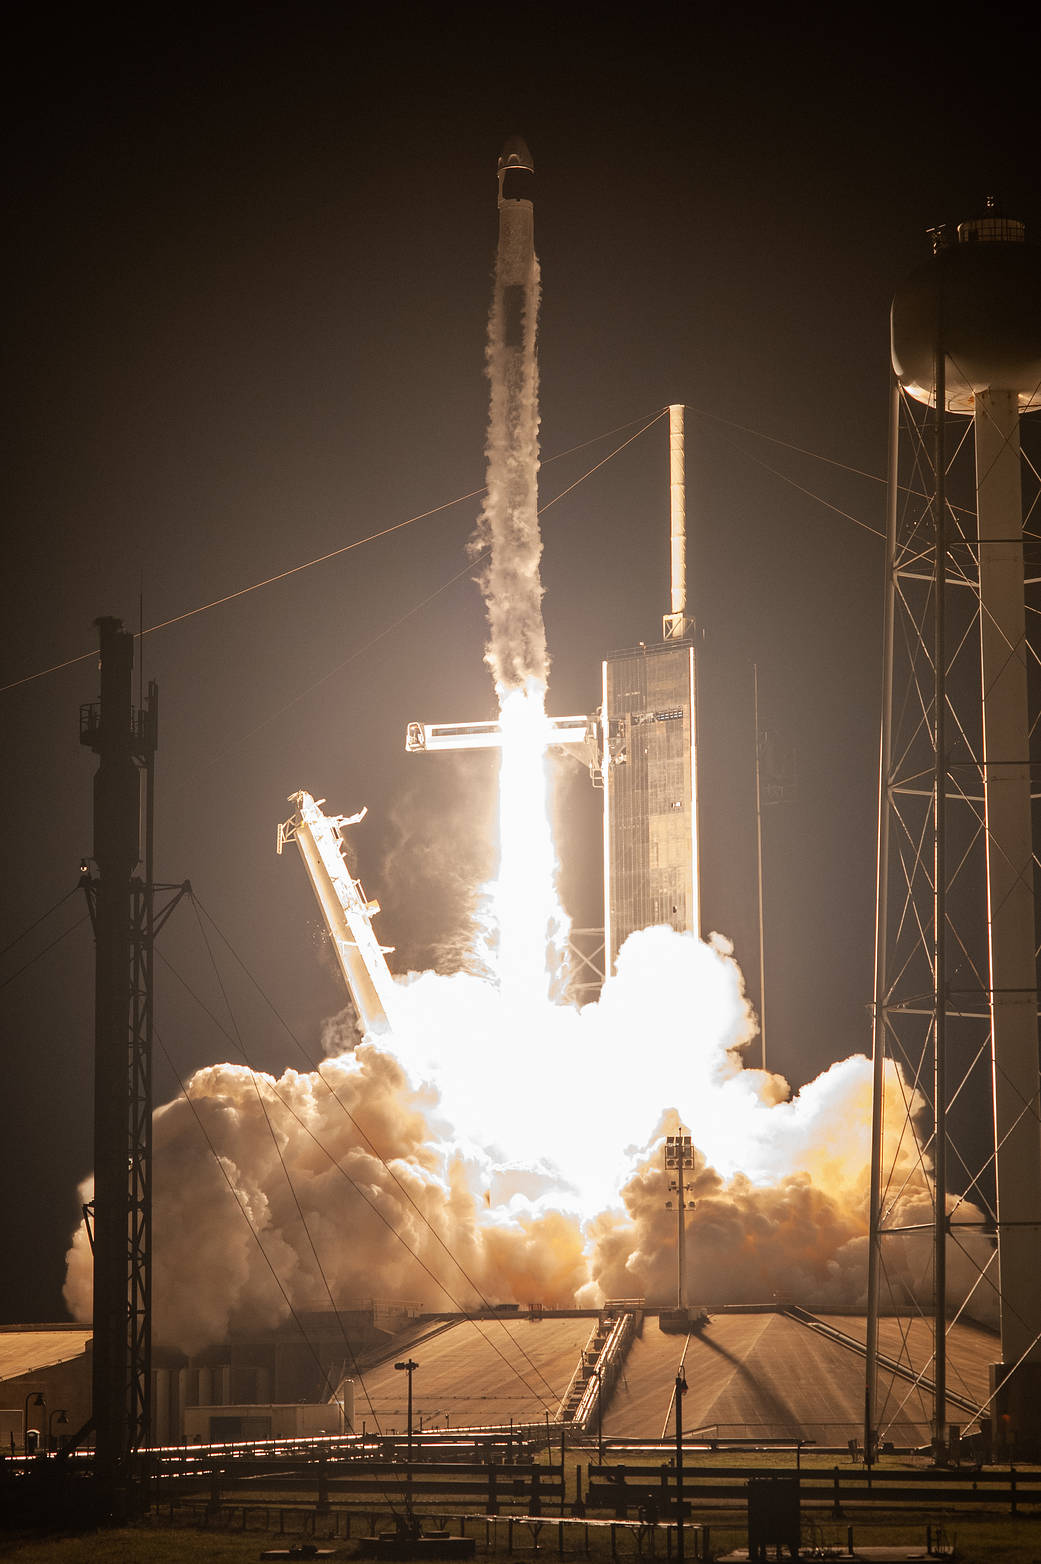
602 1320 691 1437
356 1310 999 1447
354 1316 592 1433
605 1311 997 1445
814 1312 996 1445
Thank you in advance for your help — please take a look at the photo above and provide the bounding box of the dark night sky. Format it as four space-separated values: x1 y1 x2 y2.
2 7 1038 1322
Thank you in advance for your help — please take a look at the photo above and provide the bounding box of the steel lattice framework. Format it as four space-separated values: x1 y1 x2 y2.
866 378 1041 1456
80 619 188 1506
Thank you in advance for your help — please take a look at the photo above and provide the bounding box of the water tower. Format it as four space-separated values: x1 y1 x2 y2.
867 202 1041 1455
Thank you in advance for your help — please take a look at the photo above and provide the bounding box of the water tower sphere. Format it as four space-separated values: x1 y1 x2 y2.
891 208 1041 416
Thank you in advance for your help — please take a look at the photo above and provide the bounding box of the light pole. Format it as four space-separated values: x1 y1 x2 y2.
665 1132 695 1308
23 1391 45 1455
48 1408 69 1453
394 1358 419 1526
674 1369 688 1564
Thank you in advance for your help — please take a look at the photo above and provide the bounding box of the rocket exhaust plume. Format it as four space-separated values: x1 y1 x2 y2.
470 138 566 993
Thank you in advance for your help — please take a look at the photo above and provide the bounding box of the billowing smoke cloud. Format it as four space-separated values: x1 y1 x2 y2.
586 1066 882 1310
63 925 993 1352
64 1041 589 1356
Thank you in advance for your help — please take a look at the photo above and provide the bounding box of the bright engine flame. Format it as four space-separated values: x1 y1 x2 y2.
485 680 570 999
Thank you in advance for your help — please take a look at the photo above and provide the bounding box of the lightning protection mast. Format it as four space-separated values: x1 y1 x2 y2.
867 204 1041 1462
80 617 187 1515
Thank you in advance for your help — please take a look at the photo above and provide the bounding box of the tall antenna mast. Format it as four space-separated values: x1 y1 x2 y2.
663 404 693 641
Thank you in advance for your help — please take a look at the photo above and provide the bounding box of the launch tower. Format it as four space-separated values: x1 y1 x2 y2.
599 406 700 968
407 403 701 979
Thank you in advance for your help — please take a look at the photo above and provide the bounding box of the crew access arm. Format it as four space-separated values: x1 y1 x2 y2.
277 790 396 1036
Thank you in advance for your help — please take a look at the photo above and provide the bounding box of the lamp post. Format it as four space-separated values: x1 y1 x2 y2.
48 1408 69 1453
23 1391 45 1455
394 1359 419 1526
664 1132 695 1308
674 1370 688 1564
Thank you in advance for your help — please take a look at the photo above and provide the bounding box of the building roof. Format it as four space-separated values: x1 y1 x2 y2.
0 1326 91 1385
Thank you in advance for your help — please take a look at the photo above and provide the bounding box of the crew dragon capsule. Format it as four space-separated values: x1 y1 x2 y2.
496 136 536 352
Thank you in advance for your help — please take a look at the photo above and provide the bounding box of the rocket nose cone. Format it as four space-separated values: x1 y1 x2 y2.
498 135 534 174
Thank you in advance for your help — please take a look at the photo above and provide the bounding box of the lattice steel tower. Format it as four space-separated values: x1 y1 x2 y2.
867 204 1041 1456
80 617 186 1509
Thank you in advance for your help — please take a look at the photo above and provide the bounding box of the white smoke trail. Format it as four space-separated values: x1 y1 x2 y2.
464 148 569 993
471 175 545 696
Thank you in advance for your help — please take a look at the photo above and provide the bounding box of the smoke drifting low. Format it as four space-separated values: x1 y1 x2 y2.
63 925 988 1353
